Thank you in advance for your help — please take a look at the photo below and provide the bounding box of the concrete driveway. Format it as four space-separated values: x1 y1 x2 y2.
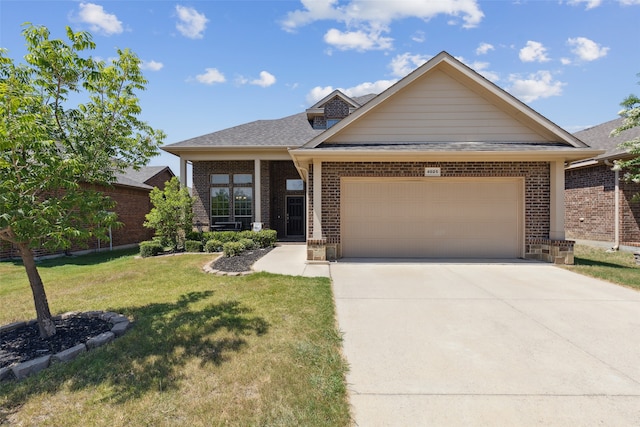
330 260 640 426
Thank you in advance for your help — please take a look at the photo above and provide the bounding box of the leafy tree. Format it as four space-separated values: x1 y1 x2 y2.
0 25 164 338
144 177 194 251
612 73 640 181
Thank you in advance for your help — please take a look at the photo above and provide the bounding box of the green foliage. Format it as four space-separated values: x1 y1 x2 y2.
255 229 278 248
184 240 203 253
238 238 256 250
204 239 223 253
139 241 164 258
223 241 245 257
212 231 240 244
144 177 194 251
0 24 165 251
612 73 640 184
185 231 203 242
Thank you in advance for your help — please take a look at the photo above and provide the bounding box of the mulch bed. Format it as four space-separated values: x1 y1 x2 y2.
211 246 274 272
0 317 112 369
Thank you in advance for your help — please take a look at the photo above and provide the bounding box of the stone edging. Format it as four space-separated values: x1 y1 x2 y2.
0 311 131 382
202 260 253 276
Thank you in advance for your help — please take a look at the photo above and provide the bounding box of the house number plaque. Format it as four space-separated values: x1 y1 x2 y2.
425 167 441 177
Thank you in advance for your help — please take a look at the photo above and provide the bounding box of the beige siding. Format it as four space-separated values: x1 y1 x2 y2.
341 177 524 258
327 70 546 144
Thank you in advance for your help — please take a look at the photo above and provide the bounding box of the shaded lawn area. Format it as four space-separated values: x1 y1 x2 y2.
562 244 640 291
0 249 351 426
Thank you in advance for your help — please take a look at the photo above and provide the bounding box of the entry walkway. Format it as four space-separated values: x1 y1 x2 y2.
251 243 330 277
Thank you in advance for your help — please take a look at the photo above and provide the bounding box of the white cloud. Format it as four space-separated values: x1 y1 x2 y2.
389 53 431 77
282 0 484 51
507 71 565 103
195 68 226 85
475 42 494 55
412 31 426 43
519 41 550 63
306 79 397 105
141 60 164 71
567 37 609 61
324 28 393 51
176 5 208 39
251 71 277 87
567 0 602 9
77 3 123 35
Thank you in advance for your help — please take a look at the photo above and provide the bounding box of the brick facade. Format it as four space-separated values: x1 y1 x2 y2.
191 160 304 238
565 164 640 244
308 161 551 250
0 172 172 261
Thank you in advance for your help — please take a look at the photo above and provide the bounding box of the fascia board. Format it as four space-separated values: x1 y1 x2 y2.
289 148 605 163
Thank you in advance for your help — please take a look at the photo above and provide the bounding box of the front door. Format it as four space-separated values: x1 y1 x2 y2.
286 196 304 237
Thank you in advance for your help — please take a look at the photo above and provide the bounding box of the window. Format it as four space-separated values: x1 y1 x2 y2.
286 179 304 191
327 119 340 128
210 173 253 229
211 188 230 223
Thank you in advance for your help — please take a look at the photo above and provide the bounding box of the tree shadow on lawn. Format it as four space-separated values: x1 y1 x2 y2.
573 256 636 269
0 290 269 416
3 247 140 269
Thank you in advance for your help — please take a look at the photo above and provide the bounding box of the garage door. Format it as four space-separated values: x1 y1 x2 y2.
341 177 523 258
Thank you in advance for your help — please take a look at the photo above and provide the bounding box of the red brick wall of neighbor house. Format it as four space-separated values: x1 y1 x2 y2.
145 169 173 190
565 165 615 241
308 161 551 243
618 179 640 243
0 184 153 260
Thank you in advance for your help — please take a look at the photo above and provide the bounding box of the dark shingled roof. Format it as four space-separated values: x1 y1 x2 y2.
114 166 174 190
573 117 640 160
163 94 378 150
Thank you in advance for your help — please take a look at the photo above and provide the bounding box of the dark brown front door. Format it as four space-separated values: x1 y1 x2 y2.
286 196 304 236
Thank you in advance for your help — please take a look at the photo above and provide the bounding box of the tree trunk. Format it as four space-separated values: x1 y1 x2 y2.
17 242 57 338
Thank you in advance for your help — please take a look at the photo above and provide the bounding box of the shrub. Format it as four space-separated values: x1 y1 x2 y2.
202 231 217 243
214 231 241 243
205 239 224 253
139 240 164 258
185 231 203 242
239 238 256 250
256 229 277 247
184 240 203 252
223 241 245 257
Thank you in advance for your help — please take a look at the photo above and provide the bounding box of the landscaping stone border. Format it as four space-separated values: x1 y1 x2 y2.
202 260 253 276
0 311 131 382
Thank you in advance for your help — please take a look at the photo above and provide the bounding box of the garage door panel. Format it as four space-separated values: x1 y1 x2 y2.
341 178 522 258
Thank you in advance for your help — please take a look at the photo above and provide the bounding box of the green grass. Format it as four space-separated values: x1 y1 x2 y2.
562 244 640 291
0 249 351 426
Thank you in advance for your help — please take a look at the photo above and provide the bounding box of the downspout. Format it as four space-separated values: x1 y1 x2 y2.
605 160 620 250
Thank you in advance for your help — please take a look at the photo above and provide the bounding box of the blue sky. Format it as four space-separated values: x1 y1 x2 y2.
2 0 639 179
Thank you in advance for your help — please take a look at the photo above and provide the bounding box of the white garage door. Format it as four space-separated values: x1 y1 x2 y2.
341 177 523 258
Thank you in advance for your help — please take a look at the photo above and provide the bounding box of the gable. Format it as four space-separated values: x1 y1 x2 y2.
324 68 549 144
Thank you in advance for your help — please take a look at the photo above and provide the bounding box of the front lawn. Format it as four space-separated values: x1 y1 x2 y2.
563 244 640 291
0 249 351 426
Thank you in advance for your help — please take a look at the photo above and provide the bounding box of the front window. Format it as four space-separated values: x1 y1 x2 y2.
210 173 253 229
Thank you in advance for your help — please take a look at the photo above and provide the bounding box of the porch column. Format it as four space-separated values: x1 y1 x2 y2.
179 158 188 188
312 159 323 239
254 159 261 223
549 160 565 240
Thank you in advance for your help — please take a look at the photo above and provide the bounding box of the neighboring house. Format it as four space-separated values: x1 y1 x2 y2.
163 51 600 263
0 165 174 260
565 118 640 248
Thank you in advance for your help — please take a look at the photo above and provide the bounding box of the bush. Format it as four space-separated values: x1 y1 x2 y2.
184 240 203 252
205 239 224 253
139 240 164 258
214 231 241 243
255 229 277 248
223 241 245 257
239 238 256 250
185 231 203 242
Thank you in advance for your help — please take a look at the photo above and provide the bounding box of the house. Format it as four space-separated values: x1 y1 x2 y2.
565 118 640 248
162 51 601 263
0 165 174 260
